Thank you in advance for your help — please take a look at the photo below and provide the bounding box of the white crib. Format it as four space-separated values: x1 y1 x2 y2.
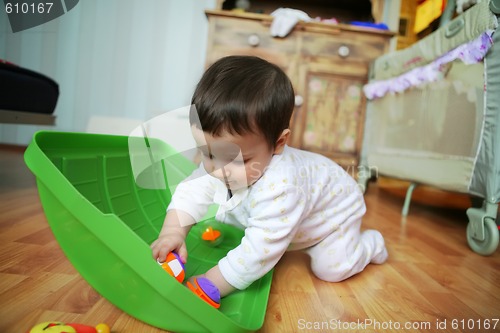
358 0 500 255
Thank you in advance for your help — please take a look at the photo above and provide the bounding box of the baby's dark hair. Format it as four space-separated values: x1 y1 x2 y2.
190 55 295 149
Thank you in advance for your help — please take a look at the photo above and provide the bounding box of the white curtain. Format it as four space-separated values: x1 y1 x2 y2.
0 0 216 145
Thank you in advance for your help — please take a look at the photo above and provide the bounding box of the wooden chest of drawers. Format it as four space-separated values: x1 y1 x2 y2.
205 10 393 169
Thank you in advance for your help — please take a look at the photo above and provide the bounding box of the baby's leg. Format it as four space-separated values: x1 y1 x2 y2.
305 219 387 282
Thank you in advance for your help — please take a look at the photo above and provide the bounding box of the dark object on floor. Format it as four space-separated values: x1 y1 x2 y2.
0 60 58 125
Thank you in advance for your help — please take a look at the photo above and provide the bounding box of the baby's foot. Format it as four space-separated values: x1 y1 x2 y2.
363 229 388 264
371 246 388 264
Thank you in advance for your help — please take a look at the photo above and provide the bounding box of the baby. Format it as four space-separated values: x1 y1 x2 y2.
151 55 388 297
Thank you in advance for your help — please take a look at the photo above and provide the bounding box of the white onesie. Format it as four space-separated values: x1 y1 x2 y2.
168 145 387 290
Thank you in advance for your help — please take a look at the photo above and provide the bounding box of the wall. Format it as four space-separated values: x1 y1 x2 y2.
0 0 216 145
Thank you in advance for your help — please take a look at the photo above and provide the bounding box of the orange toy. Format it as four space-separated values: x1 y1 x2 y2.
201 226 221 241
28 321 110 333
201 226 224 247
157 252 185 283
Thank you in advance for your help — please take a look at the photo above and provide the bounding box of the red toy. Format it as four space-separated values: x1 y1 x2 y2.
28 321 110 333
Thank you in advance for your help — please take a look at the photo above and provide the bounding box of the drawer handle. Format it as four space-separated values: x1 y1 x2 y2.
295 95 304 107
445 18 464 38
248 34 260 47
338 45 350 58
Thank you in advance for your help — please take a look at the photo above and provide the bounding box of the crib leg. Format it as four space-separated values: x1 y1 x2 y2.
466 201 499 255
356 164 372 194
357 174 369 194
402 182 417 217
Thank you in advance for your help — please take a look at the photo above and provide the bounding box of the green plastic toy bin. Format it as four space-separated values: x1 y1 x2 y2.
24 131 273 333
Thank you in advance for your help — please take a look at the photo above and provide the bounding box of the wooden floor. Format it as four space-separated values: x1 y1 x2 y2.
1 146 499 333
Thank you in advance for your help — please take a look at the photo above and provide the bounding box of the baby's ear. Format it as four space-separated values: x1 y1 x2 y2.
273 129 291 154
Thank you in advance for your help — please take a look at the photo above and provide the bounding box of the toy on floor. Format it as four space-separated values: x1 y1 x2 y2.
157 251 185 283
186 277 221 309
201 226 223 246
28 321 110 333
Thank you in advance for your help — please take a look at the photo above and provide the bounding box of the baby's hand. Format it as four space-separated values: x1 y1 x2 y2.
151 209 193 263
151 230 188 264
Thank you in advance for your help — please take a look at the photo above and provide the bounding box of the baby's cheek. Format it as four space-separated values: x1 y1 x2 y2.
245 166 262 184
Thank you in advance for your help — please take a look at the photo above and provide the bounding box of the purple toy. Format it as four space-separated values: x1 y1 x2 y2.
186 277 221 308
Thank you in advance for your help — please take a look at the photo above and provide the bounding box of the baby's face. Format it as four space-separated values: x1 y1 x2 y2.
191 126 274 190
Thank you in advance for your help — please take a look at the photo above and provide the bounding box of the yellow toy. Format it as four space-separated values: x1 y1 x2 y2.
28 321 110 333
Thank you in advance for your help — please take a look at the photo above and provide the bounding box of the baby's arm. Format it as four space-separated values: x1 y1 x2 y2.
205 185 306 296
152 163 217 262
151 209 195 263
202 265 236 297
